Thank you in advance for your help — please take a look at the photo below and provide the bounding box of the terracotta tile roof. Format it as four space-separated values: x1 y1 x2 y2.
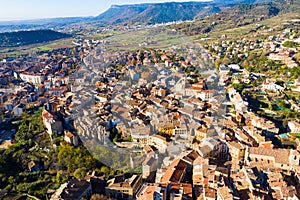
227 141 245 150
200 142 213 154
153 134 167 142
161 159 187 183
161 183 193 199
182 150 199 163
66 131 75 139
204 187 216 199
193 156 207 165
42 109 56 122
201 90 215 93
249 147 290 165
218 186 233 199
137 185 156 200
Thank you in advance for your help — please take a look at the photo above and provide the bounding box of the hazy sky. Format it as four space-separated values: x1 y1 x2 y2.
0 0 209 21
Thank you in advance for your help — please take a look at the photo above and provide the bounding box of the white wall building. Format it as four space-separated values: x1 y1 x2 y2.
20 72 45 85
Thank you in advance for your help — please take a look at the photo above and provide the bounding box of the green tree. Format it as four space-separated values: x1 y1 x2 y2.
100 166 110 175
57 144 97 172
283 41 299 48
74 167 87 180
56 170 69 184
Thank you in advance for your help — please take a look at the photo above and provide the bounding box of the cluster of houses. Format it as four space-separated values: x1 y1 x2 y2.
0 46 83 115
41 93 79 146
189 23 300 199
1 24 300 199
0 43 95 147
49 43 300 200
74 47 230 156
206 24 299 63
49 137 300 200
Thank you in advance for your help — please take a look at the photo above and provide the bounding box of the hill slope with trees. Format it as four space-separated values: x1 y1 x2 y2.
95 2 232 25
0 30 70 47
170 0 300 35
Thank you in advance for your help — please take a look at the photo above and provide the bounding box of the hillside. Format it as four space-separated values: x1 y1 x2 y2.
93 0 278 25
130 2 218 24
95 2 227 25
0 30 70 47
94 4 149 24
170 0 300 36
0 0 275 32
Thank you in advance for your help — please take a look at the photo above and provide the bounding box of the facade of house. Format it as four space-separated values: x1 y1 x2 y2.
20 72 45 85
197 90 215 102
196 126 208 141
13 103 25 116
142 154 158 179
105 175 142 200
64 130 79 146
227 88 247 112
288 121 300 133
150 134 167 153
42 109 63 136
227 141 246 162
261 82 284 92
4 101 14 111
246 147 291 170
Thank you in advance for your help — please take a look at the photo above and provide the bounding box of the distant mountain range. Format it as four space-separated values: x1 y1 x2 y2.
94 0 280 24
0 0 297 48
0 17 91 33
94 2 221 24
94 0 267 25
0 0 273 32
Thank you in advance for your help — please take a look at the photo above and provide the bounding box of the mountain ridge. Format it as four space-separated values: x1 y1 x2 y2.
94 0 274 25
94 1 237 25
0 0 296 34
0 0 274 31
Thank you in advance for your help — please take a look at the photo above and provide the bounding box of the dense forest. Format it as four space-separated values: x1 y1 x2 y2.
0 30 70 47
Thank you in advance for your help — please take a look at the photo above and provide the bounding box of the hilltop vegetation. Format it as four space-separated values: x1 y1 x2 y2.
95 2 231 25
170 0 300 36
94 4 149 24
130 2 220 24
0 30 70 47
95 0 299 25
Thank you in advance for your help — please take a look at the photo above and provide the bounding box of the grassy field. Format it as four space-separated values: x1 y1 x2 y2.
0 38 74 58
104 29 194 51
209 12 299 40
0 28 193 57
